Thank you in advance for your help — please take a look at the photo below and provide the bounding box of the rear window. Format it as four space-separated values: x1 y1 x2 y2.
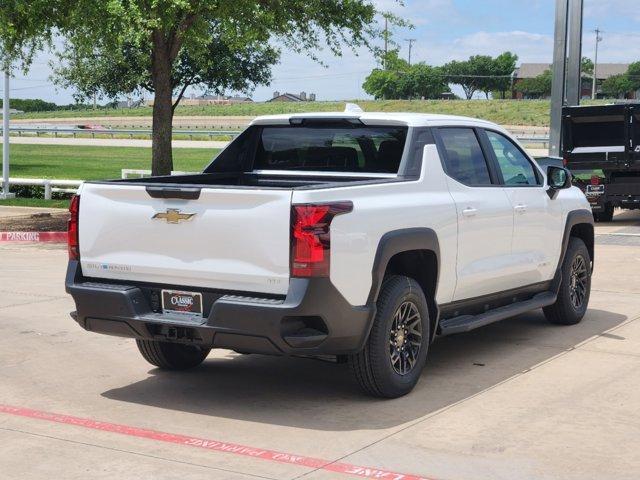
253 125 408 173
569 116 626 148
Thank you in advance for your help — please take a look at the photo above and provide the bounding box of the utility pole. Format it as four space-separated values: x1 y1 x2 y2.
383 16 388 70
1 66 15 199
592 28 603 100
405 38 416 67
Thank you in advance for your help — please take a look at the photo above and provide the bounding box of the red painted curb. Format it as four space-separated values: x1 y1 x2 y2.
0 404 434 480
0 231 67 243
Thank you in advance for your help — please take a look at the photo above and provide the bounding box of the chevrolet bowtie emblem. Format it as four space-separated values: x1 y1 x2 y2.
152 209 196 224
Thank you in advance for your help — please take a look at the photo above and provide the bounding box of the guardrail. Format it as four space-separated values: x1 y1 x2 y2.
1 126 549 145
0 126 241 140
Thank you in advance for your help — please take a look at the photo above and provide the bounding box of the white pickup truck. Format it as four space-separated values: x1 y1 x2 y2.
66 108 594 398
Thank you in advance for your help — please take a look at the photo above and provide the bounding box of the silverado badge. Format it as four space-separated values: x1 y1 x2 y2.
152 209 196 224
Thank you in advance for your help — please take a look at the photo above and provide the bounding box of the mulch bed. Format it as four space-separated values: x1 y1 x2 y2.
0 212 70 232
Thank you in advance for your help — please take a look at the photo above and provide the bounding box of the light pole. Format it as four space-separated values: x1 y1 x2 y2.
1 66 14 199
592 28 603 100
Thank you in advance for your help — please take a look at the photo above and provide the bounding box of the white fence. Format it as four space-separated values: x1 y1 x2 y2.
0 177 83 199
0 170 198 199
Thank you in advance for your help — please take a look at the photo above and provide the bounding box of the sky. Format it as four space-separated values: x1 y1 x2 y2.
7 0 640 104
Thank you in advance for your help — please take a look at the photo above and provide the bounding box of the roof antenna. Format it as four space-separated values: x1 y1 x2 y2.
344 103 364 113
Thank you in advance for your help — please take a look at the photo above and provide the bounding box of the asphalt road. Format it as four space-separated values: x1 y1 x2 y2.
1 211 639 480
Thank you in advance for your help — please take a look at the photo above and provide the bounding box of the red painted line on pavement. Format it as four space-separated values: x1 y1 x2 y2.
0 404 434 480
0 231 67 243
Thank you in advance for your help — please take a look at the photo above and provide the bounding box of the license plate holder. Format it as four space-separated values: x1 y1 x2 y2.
161 290 203 317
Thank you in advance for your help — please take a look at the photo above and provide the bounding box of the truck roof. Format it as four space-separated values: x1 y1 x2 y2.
251 111 504 130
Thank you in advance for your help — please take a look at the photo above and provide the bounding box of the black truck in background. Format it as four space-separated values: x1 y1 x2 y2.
563 104 640 222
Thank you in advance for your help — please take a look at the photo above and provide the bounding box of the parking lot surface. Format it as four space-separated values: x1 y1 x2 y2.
1 212 640 480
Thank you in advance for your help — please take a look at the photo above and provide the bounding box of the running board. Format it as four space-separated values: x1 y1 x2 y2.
438 292 557 336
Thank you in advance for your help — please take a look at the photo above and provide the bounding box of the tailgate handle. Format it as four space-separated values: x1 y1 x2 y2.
146 187 201 200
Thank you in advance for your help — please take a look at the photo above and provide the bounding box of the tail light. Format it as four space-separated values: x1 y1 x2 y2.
563 158 569 167
591 175 600 185
290 202 353 278
68 195 80 260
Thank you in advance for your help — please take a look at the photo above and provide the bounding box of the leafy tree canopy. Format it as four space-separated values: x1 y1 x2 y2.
363 51 449 100
1 1 385 175
601 74 634 99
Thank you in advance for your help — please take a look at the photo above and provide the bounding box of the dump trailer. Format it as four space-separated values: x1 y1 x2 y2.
563 104 640 221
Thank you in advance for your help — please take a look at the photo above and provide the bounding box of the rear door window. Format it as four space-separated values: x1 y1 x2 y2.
253 125 408 173
438 128 493 186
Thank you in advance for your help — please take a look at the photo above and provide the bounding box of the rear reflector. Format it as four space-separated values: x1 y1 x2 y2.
291 202 353 278
591 175 600 185
68 195 80 260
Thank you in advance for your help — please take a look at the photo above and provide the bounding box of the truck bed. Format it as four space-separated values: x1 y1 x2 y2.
106 171 399 190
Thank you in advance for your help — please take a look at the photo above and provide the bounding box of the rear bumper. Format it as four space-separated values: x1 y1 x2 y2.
65 261 374 356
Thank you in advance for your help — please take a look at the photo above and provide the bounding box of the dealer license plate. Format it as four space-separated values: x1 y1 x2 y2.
161 290 203 317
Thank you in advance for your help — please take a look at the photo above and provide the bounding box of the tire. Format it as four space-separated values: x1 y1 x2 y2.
594 203 614 222
348 275 430 398
543 237 591 325
136 340 211 370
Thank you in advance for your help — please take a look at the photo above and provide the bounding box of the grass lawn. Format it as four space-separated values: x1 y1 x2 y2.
16 99 612 126
8 144 220 180
0 197 71 208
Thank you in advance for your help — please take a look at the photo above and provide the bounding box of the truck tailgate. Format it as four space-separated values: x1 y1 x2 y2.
78 183 292 295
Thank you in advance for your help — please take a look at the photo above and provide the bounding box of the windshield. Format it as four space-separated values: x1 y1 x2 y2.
253 125 408 174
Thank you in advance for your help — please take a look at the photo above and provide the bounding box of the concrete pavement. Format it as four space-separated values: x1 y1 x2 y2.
0 212 639 479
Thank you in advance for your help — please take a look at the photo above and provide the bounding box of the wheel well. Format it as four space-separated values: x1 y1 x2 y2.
570 223 594 263
384 250 438 338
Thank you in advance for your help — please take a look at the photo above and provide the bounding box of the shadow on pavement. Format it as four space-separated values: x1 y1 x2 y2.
103 308 626 431
609 209 640 227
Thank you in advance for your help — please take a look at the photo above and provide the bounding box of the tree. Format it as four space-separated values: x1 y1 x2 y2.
363 51 449 100
399 64 449 99
514 70 553 99
53 25 279 119
581 57 594 76
601 74 634 99
443 55 494 100
490 52 518 99
1 1 382 175
627 62 640 91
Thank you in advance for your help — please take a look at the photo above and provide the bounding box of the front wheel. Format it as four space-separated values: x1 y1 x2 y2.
349 275 430 398
544 237 591 325
136 340 211 370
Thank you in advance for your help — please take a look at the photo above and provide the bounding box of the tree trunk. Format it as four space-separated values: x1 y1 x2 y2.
151 35 174 176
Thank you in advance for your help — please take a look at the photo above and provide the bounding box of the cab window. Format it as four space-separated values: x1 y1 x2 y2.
486 131 540 186
438 128 493 186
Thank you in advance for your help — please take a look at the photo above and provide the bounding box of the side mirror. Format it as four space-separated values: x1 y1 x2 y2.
547 166 571 198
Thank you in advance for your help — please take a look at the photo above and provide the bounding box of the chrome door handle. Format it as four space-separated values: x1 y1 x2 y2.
462 207 478 217
514 205 527 214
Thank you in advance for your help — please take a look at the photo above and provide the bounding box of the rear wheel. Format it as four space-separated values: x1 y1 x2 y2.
349 275 430 398
594 203 614 222
544 237 591 325
136 340 210 370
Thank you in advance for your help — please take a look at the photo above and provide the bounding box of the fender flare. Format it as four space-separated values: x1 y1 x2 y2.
366 227 441 306
552 209 595 292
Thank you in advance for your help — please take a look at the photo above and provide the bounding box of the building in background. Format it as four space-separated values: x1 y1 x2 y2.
267 91 317 102
147 94 254 107
512 63 636 99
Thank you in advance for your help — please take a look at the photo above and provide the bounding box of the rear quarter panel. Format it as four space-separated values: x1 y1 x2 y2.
292 145 457 306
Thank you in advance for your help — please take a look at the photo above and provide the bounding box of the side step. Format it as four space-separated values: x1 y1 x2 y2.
438 292 557 336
